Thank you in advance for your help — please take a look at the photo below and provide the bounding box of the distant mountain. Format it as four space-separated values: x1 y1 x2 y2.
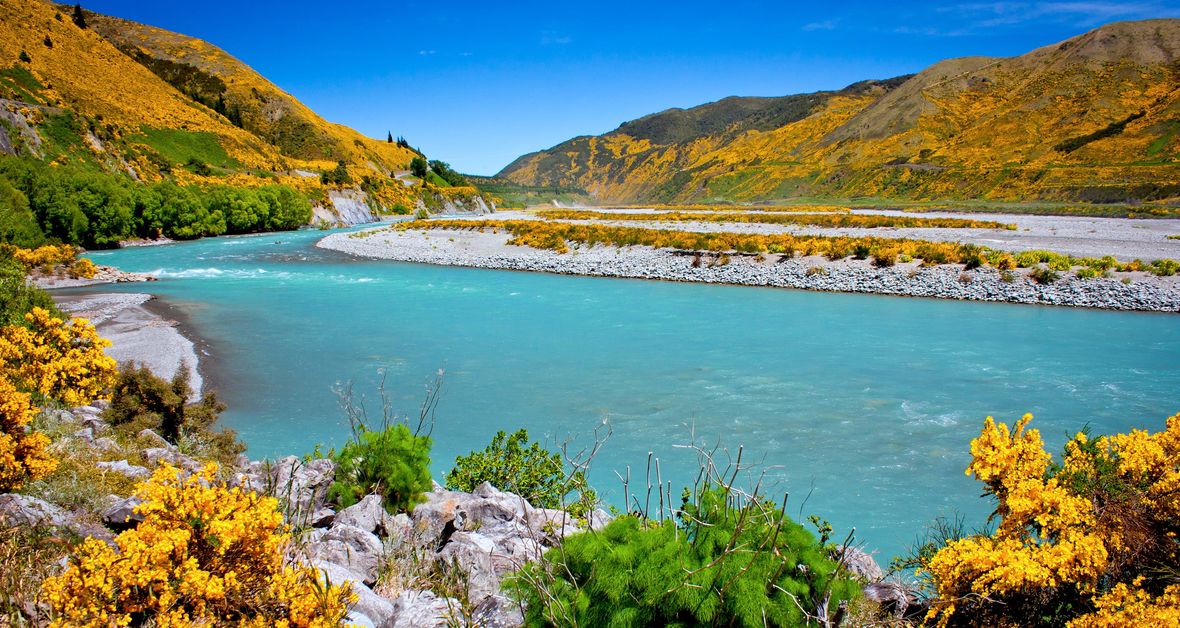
0 0 468 218
499 19 1180 204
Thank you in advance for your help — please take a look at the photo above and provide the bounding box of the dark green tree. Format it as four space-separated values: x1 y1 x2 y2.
409 156 428 178
387 131 393 143
72 4 87 29
18 50 31 63
42 36 53 49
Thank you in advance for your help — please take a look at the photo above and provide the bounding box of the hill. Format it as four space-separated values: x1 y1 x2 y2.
0 0 486 232
498 19 1180 205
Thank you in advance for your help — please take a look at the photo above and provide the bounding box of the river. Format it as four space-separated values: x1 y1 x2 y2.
76 226 1180 561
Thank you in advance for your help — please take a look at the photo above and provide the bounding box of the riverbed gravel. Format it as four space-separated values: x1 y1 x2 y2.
318 227 1180 313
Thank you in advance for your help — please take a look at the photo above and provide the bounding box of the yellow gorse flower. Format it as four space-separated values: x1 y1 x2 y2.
0 307 117 406
925 412 1180 626
42 463 356 627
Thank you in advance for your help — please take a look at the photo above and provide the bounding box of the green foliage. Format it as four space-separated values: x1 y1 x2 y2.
409 156 428 178
1 64 44 103
1054 111 1146 153
320 160 352 186
329 422 433 513
130 127 239 170
428 160 467 187
446 429 598 517
0 178 45 247
1029 266 1060 285
103 363 242 465
0 253 60 327
0 157 310 245
509 484 860 627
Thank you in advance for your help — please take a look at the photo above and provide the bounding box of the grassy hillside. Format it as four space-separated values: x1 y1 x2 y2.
499 19 1180 205
0 0 476 235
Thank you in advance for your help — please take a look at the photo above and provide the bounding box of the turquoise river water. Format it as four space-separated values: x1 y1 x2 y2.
75 227 1180 561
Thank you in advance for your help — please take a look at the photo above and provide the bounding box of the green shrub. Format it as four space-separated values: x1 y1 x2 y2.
103 363 242 465
0 253 60 326
445 429 598 517
508 484 860 627
329 422 432 513
1029 266 1059 285
1148 259 1179 276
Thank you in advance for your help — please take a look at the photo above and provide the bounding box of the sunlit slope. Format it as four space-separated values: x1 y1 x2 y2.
84 9 418 173
500 19 1180 203
0 0 284 171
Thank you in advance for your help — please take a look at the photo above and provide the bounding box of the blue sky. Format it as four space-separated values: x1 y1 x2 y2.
83 1 1180 174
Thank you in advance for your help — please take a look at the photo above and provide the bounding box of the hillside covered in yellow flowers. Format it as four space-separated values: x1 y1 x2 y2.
0 0 488 229
499 19 1180 205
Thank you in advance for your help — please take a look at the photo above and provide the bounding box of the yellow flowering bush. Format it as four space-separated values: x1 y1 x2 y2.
0 375 56 490
0 307 117 406
923 412 1180 626
3 244 97 279
42 464 355 627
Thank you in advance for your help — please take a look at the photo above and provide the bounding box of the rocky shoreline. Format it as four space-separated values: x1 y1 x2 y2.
318 227 1180 313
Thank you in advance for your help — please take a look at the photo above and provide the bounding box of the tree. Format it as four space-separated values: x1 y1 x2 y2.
320 160 351 186
42 36 53 49
409 156 428 178
387 131 393 143
71 4 87 29
18 50 31 63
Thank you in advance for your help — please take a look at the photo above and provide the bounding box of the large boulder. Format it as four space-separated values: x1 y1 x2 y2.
267 456 336 521
305 524 384 585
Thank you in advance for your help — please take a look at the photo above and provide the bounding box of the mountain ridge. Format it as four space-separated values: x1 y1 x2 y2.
499 19 1180 204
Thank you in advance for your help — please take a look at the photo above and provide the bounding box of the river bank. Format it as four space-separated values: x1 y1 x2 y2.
52 292 205 398
317 226 1180 313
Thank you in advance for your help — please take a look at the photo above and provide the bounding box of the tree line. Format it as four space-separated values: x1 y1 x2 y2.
0 158 312 247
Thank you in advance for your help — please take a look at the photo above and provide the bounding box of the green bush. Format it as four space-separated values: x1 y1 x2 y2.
329 422 432 513
103 363 242 465
508 484 860 627
446 429 598 517
1029 266 1060 285
0 253 60 327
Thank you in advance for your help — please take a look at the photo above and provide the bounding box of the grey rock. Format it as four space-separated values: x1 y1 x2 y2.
72 405 102 416
80 417 109 435
346 612 376 628
471 594 524 628
313 561 395 626
102 495 145 528
437 531 499 603
91 437 120 453
305 524 383 585
0 494 72 528
336 494 385 534
90 399 111 411
137 429 171 449
388 590 463 628
0 495 110 541
96 460 151 480
73 427 94 443
142 448 202 473
268 456 336 519
839 546 884 582
311 507 337 528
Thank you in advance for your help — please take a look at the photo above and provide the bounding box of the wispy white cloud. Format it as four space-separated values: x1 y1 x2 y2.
940 1 1175 31
802 19 839 31
418 49 436 56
